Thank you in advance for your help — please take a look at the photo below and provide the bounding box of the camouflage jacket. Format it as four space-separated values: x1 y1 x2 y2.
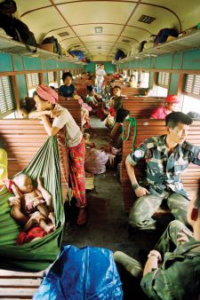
127 135 200 197
141 240 200 300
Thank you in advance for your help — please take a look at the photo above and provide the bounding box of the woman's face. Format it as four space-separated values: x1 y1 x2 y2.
64 76 72 85
34 95 49 111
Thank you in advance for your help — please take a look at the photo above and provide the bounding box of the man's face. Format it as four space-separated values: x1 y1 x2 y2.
113 88 121 97
166 103 177 111
168 122 190 145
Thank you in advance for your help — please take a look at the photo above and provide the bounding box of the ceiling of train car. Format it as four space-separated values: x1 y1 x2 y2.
14 0 200 62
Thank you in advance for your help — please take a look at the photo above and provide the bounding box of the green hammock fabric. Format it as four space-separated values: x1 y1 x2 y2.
122 117 137 151
0 137 65 272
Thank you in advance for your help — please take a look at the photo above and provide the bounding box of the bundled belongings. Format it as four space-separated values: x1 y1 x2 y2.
0 0 17 14
41 36 62 55
114 49 126 61
0 11 37 48
33 245 123 300
154 28 179 46
68 50 84 61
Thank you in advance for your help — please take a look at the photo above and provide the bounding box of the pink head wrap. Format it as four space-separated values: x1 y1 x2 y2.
36 84 58 104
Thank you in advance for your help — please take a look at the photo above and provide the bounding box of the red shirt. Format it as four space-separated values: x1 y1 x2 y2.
151 107 168 119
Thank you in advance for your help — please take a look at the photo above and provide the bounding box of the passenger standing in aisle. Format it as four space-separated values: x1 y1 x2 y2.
29 85 87 225
95 64 106 94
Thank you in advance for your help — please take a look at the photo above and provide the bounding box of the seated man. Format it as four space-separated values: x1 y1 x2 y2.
114 182 200 300
151 94 180 119
125 112 200 230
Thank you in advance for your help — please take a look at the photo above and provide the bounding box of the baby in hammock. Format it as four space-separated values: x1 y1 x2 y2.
8 174 55 233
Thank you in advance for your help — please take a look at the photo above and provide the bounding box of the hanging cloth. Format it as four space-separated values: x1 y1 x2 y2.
0 137 65 272
122 117 137 151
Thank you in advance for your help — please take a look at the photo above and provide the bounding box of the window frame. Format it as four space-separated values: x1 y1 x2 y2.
0 76 15 118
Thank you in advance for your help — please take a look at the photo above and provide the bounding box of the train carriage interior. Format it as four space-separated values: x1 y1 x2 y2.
0 0 200 299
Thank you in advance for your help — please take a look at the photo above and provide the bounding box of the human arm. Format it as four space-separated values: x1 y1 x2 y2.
40 115 60 136
143 250 162 276
29 110 51 119
37 177 52 209
125 145 150 197
9 197 29 225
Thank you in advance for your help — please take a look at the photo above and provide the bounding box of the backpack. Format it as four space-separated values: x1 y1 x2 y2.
68 50 84 60
42 36 62 55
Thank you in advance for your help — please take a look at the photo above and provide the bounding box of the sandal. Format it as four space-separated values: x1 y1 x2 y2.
77 207 87 225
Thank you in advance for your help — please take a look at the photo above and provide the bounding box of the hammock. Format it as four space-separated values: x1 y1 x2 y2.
0 137 65 272
122 117 137 151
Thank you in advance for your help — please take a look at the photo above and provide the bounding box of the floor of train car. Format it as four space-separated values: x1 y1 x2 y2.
63 116 172 299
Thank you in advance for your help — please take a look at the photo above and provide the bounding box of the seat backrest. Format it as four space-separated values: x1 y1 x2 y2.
0 119 69 193
122 97 165 119
121 87 146 96
58 98 82 128
121 119 200 212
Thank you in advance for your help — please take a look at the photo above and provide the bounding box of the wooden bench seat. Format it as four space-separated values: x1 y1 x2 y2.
0 119 69 191
58 98 82 128
0 269 44 299
121 119 200 212
121 87 146 96
122 97 165 118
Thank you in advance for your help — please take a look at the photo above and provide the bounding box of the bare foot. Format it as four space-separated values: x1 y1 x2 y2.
48 212 56 227
43 223 55 234
77 207 87 225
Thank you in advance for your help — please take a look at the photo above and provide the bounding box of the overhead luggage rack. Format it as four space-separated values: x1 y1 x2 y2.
122 29 200 62
0 34 87 63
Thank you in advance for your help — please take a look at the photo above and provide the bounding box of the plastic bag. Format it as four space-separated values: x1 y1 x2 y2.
33 245 123 300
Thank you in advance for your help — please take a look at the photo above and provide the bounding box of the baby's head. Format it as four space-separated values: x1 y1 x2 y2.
13 174 33 193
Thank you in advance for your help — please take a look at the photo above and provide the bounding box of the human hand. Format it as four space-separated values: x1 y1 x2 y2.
135 186 149 197
148 250 162 262
177 228 194 244
50 109 61 118
9 196 21 208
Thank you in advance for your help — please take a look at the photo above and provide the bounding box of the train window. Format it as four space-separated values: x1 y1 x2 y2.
154 72 169 97
27 73 40 97
182 74 200 113
0 76 15 118
48 71 58 88
60 71 63 85
140 72 149 88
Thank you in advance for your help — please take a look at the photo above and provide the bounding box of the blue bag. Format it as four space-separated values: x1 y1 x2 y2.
68 50 84 60
33 245 123 300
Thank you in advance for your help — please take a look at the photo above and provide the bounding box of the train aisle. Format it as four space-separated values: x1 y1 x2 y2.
62 116 162 262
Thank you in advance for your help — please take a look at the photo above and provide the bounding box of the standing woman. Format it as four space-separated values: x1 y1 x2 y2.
29 85 87 225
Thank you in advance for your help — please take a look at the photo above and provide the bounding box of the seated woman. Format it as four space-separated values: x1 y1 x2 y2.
110 108 130 149
151 94 180 119
29 85 87 225
58 71 75 100
86 85 99 107
128 75 137 88
8 174 55 233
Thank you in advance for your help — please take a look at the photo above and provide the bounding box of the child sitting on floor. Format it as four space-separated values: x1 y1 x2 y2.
8 174 55 234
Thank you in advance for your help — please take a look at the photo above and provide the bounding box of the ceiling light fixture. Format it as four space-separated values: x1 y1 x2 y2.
95 27 103 33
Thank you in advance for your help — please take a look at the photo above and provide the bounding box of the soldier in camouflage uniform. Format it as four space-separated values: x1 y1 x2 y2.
114 188 200 299
126 112 200 230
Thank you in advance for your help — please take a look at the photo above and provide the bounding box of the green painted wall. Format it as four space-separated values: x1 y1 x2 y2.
0 53 13 72
16 74 27 105
169 73 179 94
85 62 116 73
0 52 83 109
